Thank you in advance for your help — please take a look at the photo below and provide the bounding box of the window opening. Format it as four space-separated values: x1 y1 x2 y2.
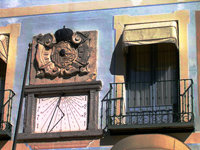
126 43 179 124
0 58 7 122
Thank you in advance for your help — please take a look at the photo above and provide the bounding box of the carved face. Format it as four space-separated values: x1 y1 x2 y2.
51 41 78 69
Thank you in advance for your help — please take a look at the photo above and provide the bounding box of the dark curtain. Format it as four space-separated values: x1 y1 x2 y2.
0 58 6 122
126 43 179 123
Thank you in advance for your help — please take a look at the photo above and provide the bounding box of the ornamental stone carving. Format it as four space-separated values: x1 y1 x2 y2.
29 27 97 85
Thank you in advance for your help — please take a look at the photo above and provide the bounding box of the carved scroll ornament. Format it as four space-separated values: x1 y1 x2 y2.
35 27 91 78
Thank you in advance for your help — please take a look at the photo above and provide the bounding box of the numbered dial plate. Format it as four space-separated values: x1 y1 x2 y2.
35 95 88 133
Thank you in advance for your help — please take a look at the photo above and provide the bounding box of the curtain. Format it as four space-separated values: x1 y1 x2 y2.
0 35 9 63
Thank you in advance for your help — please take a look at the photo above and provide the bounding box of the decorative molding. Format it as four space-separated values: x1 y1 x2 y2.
17 130 103 143
28 139 100 149
0 0 198 18
24 81 102 95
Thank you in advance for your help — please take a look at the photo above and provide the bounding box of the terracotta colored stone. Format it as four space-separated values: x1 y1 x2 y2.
112 134 190 150
28 139 100 149
29 30 97 85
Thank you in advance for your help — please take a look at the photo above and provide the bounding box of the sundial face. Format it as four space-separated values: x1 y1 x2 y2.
35 95 88 133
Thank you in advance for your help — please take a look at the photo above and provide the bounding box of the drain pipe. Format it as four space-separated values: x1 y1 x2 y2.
12 43 32 150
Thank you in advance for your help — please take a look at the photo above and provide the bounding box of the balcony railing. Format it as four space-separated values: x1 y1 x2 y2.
101 79 194 133
0 89 15 139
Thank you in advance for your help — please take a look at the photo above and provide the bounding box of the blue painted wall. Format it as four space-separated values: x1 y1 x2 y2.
0 1 200 149
0 0 99 8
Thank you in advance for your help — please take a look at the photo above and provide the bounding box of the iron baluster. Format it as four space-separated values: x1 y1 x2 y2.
105 97 109 127
185 80 187 121
187 87 190 121
7 91 11 123
120 84 123 124
191 79 194 119
100 98 103 128
121 84 123 120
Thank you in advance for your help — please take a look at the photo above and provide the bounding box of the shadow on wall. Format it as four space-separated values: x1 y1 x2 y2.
0 141 7 149
110 35 126 76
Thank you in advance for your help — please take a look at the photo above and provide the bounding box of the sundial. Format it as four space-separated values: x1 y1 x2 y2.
35 95 88 133
17 27 102 142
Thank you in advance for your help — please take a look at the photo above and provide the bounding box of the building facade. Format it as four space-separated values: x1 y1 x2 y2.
0 0 200 149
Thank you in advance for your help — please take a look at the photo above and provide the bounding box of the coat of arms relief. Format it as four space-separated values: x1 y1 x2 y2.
30 27 97 85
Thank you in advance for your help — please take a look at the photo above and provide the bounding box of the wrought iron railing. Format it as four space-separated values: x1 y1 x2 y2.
0 89 15 133
101 79 193 130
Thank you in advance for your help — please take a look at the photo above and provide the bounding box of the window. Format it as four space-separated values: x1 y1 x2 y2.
101 11 194 132
0 24 20 139
126 43 179 124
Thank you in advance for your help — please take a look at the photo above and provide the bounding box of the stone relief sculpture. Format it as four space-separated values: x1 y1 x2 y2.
35 26 91 78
